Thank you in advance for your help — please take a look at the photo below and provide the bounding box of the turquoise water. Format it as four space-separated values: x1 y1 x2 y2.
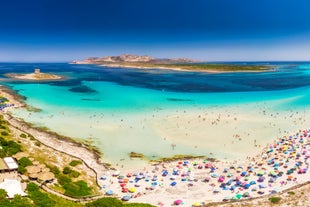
1 62 310 166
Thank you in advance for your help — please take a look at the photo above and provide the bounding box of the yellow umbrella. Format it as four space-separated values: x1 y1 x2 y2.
192 201 201 206
129 188 136 193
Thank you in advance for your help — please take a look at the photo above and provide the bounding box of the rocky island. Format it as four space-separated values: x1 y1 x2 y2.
72 54 273 73
6 68 63 81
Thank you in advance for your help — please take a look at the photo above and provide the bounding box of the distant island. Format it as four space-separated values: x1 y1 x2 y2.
72 54 273 73
6 68 63 81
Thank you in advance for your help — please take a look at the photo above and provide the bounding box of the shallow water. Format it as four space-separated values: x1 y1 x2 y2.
1 62 310 167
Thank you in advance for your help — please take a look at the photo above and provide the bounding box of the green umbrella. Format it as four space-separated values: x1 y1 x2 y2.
236 194 242 199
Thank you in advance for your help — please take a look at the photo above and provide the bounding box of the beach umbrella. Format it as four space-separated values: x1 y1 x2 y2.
213 189 219 193
259 184 266 189
244 184 251 189
257 176 265 182
269 178 275 183
162 170 168 176
112 170 120 176
204 177 211 182
118 175 125 179
100 175 107 180
181 178 187 182
257 191 265 195
211 173 217 178
174 200 183 205
129 188 136 193
230 186 236 191
241 171 247 176
243 192 250 198
257 171 264 176
122 188 129 193
236 193 242 199
171 181 177 186
122 195 131 201
227 173 233 177
218 177 225 182
106 190 113 195
250 181 256 185
192 201 201 206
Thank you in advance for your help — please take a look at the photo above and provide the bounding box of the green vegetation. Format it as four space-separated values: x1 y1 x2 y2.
48 165 92 197
167 63 271 72
63 180 92 197
27 183 55 207
150 154 210 163
63 166 81 178
100 62 272 72
269 196 281 204
129 152 145 159
86 197 155 207
17 157 33 174
69 159 83 167
287 191 295 195
19 133 27 138
0 190 33 207
0 137 22 158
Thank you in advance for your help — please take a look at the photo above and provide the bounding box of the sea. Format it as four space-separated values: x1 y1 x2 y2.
1 62 310 167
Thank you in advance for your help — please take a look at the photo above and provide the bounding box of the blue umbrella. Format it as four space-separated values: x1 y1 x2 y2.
106 190 114 195
171 181 177 186
244 184 251 189
250 181 256 185
122 195 131 201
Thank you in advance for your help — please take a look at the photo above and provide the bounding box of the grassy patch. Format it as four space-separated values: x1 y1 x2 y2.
86 197 155 207
69 160 83 167
269 196 281 204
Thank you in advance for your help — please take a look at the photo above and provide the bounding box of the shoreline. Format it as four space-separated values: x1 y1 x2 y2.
99 63 274 73
71 62 274 74
0 85 309 206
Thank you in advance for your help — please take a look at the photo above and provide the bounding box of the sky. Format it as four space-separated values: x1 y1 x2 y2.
0 0 310 62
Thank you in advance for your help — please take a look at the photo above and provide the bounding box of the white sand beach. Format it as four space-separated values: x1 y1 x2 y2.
1 86 309 206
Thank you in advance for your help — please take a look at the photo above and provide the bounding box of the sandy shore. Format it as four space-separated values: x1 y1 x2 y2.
1 86 309 206
6 72 63 81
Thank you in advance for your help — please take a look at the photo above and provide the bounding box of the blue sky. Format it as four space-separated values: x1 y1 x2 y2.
0 0 310 62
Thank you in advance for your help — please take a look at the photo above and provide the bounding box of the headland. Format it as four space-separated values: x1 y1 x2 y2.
6 68 63 81
72 54 273 73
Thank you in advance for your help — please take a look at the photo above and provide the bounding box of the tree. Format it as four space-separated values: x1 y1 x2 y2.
0 189 7 200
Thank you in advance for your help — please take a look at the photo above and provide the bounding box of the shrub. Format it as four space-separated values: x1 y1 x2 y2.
86 197 122 207
63 180 91 197
269 196 281 204
0 131 9 136
287 191 295 195
27 182 55 207
63 166 72 174
69 160 82 167
70 170 80 178
34 141 41 147
19 133 27 138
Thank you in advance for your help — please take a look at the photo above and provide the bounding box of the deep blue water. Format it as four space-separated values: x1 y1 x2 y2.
1 62 310 93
